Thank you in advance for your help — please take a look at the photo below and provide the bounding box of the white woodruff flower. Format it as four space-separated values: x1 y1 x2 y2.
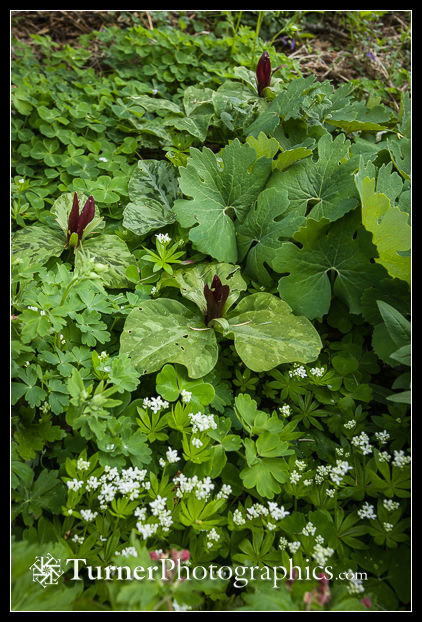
155 232 171 244
374 430 390 444
165 447 180 463
143 396 169 414
383 499 400 512
66 478 84 491
392 450 411 468
80 509 98 522
76 458 90 471
180 389 192 403
279 404 291 417
188 412 217 433
351 431 373 455
310 366 325 377
289 364 307 378
357 502 377 520
233 509 246 526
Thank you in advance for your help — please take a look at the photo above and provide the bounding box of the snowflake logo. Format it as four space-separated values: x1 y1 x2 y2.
29 553 64 588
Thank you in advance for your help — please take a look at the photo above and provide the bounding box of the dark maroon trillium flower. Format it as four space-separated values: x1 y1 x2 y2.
66 192 95 248
203 275 230 325
256 50 283 97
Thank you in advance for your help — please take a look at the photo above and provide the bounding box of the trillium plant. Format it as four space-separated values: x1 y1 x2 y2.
120 263 322 378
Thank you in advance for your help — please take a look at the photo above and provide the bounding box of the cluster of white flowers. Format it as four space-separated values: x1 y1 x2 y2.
289 364 308 379
66 478 84 492
383 499 400 512
245 501 290 524
80 509 98 522
392 449 411 468
40 401 51 414
155 232 171 244
357 502 377 520
351 431 373 455
180 389 192 403
329 459 353 485
143 396 169 414
206 528 220 548
133 497 173 540
312 542 335 566
173 472 215 501
76 458 91 471
232 509 246 526
267 502 290 521
344 419 356 430
288 541 301 555
346 570 365 595
149 495 173 531
314 465 330 485
165 447 180 464
216 484 232 500
188 412 217 433
310 366 325 377
279 404 291 417
295 459 307 471
374 430 390 445
383 522 394 532
302 521 317 537
191 437 203 448
290 470 302 484
72 534 85 544
92 465 150 509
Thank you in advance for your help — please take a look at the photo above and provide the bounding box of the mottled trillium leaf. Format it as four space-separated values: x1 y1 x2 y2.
226 293 322 372
75 235 136 289
12 224 65 266
122 160 179 237
173 139 273 263
120 298 218 379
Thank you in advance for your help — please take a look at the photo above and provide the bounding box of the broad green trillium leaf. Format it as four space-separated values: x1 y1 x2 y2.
226 292 322 372
120 298 218 379
173 138 273 263
122 160 179 237
236 186 306 286
271 210 387 320
267 132 359 223
158 262 247 315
